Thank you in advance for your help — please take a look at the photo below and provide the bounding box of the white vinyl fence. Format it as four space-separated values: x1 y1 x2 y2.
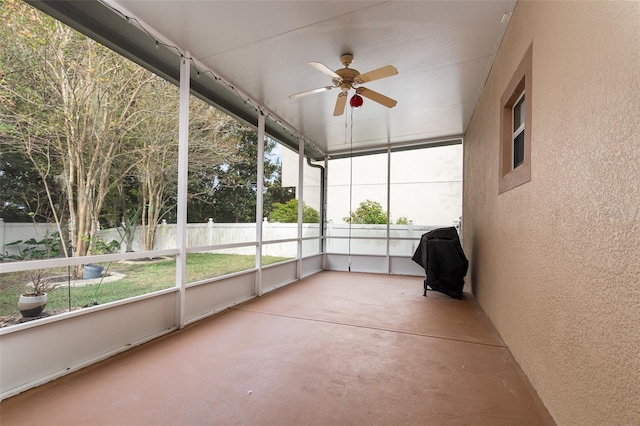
1 218 453 259
0 219 59 258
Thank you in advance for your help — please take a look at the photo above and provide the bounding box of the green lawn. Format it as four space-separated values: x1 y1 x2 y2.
0 253 290 319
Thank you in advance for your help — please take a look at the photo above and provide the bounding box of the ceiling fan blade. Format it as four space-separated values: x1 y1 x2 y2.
356 87 397 108
333 92 348 116
289 86 335 99
355 65 398 84
310 61 340 79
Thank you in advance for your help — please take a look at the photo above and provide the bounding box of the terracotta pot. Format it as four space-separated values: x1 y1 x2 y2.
18 293 48 318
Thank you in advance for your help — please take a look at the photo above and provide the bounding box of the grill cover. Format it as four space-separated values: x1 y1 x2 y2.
412 227 468 299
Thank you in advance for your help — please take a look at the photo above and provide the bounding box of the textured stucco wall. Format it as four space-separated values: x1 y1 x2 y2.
463 2 640 425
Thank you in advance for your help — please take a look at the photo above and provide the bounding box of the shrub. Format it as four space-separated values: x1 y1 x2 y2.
343 200 387 224
269 199 320 223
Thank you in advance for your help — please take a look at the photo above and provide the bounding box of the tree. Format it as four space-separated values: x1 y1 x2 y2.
0 0 155 264
269 199 319 223
262 152 295 220
0 151 62 222
182 102 242 224
0 0 292 259
0 1 241 255
101 81 240 249
343 200 387 224
203 126 281 223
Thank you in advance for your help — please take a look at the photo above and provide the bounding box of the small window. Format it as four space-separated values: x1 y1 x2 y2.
499 45 532 194
512 92 525 168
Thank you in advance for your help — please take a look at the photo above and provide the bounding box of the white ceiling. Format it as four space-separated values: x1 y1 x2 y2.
107 0 516 157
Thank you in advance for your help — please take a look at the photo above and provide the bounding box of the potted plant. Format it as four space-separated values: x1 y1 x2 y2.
82 263 104 279
82 237 120 279
17 268 61 317
2 233 63 318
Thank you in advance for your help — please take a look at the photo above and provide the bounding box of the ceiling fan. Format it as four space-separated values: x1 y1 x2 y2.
289 54 398 116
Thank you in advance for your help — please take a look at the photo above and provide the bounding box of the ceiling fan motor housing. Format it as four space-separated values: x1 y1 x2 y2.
334 67 360 88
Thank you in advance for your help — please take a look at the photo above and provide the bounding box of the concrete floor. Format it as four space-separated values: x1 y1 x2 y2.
0 271 555 425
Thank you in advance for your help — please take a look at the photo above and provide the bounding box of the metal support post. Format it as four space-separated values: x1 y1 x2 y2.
255 111 265 296
297 137 304 279
176 54 190 327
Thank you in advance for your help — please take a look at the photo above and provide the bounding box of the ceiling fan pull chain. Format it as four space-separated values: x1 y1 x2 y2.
348 106 354 272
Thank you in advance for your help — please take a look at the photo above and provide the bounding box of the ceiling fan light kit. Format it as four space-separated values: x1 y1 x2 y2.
290 53 398 116
349 94 364 108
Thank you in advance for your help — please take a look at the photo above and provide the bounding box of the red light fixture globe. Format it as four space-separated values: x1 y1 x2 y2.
349 94 364 108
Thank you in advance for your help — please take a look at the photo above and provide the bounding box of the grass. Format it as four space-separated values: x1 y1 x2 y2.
0 253 290 320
